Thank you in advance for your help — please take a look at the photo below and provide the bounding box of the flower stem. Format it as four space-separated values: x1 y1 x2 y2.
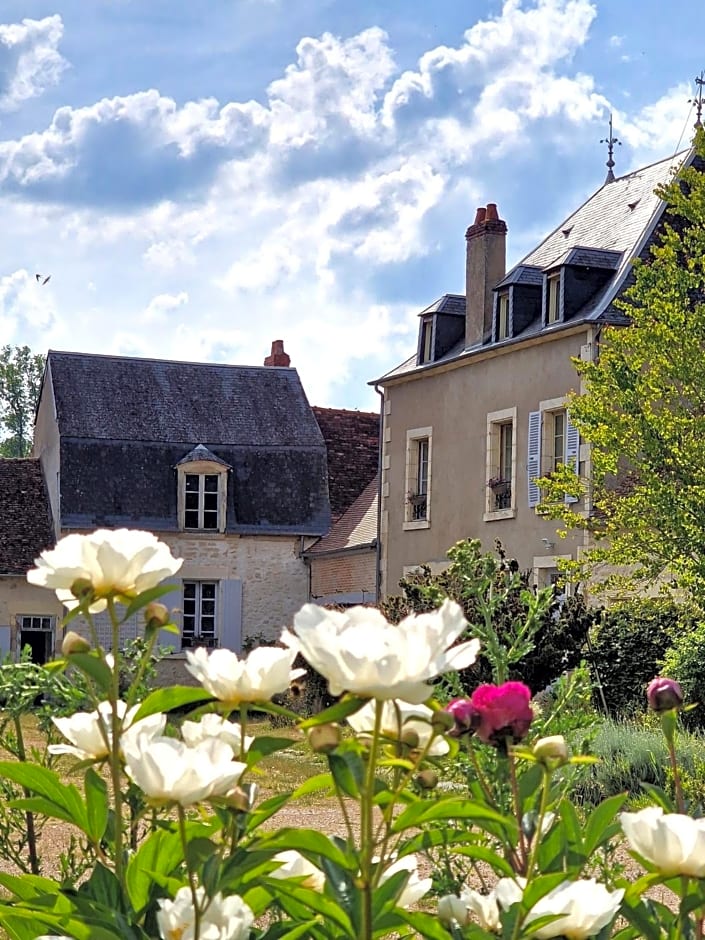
12 714 39 875
178 804 202 940
106 598 125 887
507 748 528 873
239 701 248 763
359 700 383 940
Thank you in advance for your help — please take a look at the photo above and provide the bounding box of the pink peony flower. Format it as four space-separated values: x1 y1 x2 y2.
469 681 533 746
445 697 481 737
646 677 683 713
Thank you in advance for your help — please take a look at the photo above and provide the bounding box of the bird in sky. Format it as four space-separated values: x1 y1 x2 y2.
35 274 51 285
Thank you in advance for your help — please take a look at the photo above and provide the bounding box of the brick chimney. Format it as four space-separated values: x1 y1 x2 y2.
263 339 291 367
465 203 507 348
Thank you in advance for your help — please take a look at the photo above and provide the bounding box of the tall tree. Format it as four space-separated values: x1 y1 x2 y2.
540 129 705 597
0 346 45 458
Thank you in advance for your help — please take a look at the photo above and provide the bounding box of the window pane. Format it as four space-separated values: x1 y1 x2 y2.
203 512 218 529
185 491 199 510
203 492 218 511
201 583 216 599
185 475 199 492
204 475 219 492
185 509 199 528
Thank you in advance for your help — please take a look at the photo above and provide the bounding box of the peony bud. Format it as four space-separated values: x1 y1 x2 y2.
430 709 455 733
61 630 91 656
401 728 420 750
144 601 170 631
533 735 568 765
445 698 480 737
415 769 439 790
647 677 683 713
70 578 94 601
308 723 342 754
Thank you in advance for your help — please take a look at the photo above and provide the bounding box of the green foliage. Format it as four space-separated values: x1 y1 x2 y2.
587 598 692 719
661 619 705 728
538 128 705 600
381 539 595 692
0 344 45 457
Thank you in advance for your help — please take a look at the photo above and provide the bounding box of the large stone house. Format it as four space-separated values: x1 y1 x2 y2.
32 348 332 664
373 148 694 597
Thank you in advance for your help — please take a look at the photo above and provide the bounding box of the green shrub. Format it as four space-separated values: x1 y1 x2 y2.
587 598 694 719
661 619 705 728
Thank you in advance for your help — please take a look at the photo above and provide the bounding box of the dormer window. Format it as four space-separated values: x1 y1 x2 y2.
176 445 231 533
419 317 433 364
546 272 561 324
497 291 510 340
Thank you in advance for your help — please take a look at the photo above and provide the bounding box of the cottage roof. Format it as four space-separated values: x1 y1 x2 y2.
0 459 54 575
45 350 331 535
304 476 378 556
312 406 379 522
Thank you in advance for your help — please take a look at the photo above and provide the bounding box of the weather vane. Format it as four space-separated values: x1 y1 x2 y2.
690 71 704 129
600 113 621 183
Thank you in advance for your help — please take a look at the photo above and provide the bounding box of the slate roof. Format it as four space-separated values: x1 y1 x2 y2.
312 407 379 522
418 294 466 317
374 148 692 385
0 460 54 574
46 350 331 535
304 476 378 556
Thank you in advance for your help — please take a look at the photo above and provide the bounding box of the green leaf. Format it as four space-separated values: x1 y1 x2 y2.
391 798 514 835
85 767 109 843
291 772 334 799
69 652 114 693
244 792 292 833
126 829 184 912
584 792 628 855
78 862 126 914
0 761 87 831
254 827 354 870
328 751 364 799
298 696 368 729
120 583 180 620
246 735 296 767
132 685 213 721
398 910 453 940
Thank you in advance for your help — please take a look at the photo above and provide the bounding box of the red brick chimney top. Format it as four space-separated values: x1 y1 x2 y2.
264 339 291 367
466 203 507 240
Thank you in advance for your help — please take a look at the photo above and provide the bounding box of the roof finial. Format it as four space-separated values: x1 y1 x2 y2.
690 71 704 129
600 113 621 183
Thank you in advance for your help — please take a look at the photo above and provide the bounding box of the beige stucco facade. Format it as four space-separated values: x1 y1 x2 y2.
380 326 593 596
0 577 63 660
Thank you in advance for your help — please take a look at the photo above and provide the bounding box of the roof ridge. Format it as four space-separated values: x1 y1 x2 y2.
48 349 293 372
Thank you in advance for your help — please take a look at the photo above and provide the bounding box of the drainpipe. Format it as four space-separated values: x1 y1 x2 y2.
374 384 385 604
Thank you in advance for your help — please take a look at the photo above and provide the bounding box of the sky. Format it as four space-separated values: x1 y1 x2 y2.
0 0 704 412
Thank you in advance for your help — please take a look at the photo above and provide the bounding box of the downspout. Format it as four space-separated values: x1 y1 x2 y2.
374 384 385 604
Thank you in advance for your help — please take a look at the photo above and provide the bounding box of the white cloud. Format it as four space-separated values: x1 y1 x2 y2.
143 291 189 323
0 15 67 111
0 269 58 345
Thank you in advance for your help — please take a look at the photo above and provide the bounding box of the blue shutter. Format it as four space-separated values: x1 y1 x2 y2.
565 411 580 504
158 577 182 653
0 626 11 659
527 411 542 508
220 579 242 653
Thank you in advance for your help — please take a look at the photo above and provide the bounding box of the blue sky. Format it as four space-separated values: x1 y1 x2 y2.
0 0 703 410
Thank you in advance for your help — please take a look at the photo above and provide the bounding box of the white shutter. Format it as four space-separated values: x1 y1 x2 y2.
158 578 182 653
527 410 542 508
220 580 242 653
565 411 580 504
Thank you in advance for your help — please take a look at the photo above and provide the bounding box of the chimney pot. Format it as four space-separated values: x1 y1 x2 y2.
485 203 499 221
264 339 291 367
473 207 487 226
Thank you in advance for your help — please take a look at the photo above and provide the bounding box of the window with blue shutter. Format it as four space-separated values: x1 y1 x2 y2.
527 410 542 507
564 412 580 504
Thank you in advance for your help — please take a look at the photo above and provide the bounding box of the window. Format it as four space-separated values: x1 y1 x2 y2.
497 292 510 340
185 473 220 529
18 615 53 631
182 581 218 648
419 318 434 364
528 400 580 508
550 410 566 472
176 447 230 532
485 407 517 520
404 427 432 529
546 273 560 324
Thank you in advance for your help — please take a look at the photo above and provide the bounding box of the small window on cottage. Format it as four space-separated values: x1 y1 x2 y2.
497 292 510 340
485 407 517 518
547 273 560 324
404 427 433 529
182 581 218 648
419 318 433 364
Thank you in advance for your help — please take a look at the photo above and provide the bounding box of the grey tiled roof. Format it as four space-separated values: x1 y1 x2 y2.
418 294 466 317
176 444 231 468
496 265 544 288
0 460 54 574
48 350 331 536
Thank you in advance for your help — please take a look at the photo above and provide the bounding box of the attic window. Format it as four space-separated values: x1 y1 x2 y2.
176 446 230 533
419 317 433 364
497 292 510 340
627 200 640 212
546 272 561 324
561 227 573 238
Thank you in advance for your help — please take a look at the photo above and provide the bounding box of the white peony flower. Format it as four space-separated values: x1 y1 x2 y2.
50 701 165 761
460 885 503 932
347 699 449 756
621 806 705 877
185 645 305 703
181 713 254 755
438 894 470 927
270 850 326 891
123 734 246 806
157 885 253 940
503 878 623 939
378 855 432 908
28 528 182 612
281 599 478 703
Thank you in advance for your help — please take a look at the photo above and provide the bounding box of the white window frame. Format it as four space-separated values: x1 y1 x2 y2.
404 426 432 530
177 460 228 533
17 615 55 632
182 580 219 649
532 554 572 592
484 406 517 521
534 397 580 505
546 272 561 324
419 317 434 364
497 291 510 340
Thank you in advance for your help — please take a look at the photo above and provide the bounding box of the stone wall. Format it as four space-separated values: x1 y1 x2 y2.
309 549 376 603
